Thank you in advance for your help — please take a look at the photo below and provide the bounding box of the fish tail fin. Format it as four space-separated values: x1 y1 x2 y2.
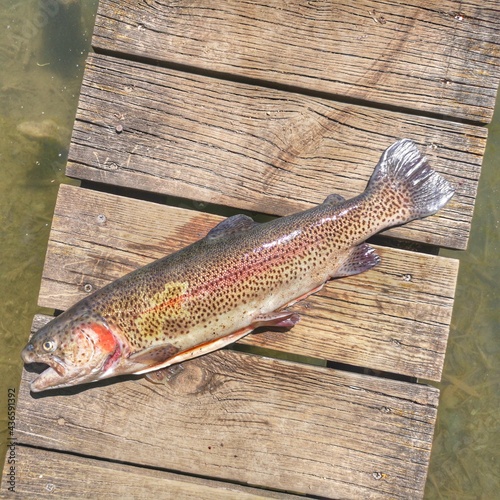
367 139 454 224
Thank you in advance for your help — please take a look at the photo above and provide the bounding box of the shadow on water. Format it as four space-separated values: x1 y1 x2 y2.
40 0 87 78
0 1 498 497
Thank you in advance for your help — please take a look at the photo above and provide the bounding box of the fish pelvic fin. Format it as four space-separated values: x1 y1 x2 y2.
145 364 184 384
367 139 455 223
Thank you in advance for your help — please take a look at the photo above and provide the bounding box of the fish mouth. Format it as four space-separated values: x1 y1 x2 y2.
21 344 89 393
24 347 122 393
29 364 96 393
27 357 72 393
45 357 67 376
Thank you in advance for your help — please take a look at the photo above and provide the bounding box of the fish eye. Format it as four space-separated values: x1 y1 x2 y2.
42 340 57 353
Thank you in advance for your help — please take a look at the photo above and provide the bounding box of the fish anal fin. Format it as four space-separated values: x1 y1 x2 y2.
206 214 256 240
333 243 380 278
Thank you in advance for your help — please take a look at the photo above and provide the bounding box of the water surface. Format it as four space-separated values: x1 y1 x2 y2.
0 0 98 473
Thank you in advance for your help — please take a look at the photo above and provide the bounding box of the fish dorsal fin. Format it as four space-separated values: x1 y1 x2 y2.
206 214 256 240
322 193 346 206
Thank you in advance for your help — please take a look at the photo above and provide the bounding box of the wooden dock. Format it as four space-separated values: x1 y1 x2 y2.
3 1 499 498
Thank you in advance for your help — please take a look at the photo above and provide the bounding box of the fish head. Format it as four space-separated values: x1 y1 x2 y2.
21 307 124 392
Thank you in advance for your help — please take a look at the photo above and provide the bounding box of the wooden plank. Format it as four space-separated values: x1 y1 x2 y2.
2 447 302 499
38 184 458 381
91 0 500 123
67 53 485 250
15 315 439 499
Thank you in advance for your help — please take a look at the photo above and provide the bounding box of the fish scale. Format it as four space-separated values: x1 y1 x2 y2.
22 139 454 392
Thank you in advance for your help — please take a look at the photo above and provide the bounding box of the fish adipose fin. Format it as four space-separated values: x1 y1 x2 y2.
368 139 455 223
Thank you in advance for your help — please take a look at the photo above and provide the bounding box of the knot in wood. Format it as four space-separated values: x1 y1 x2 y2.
173 363 211 395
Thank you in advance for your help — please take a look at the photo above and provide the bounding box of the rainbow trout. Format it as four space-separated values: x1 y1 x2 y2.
22 139 454 392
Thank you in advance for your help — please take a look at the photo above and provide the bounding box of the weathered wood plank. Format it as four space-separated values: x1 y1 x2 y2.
2 447 303 499
38 184 458 381
15 315 439 499
67 53 485 250
91 0 500 123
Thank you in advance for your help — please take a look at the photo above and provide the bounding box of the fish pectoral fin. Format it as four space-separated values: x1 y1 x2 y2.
252 310 301 329
206 214 256 240
128 344 180 368
332 243 381 278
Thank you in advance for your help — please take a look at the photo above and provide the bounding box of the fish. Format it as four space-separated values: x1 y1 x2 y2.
22 139 454 392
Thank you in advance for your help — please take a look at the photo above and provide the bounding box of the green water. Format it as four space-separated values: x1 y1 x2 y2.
0 2 498 497
0 0 99 475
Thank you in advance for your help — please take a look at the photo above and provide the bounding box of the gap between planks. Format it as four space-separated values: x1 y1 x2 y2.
91 0 500 124
2 446 304 500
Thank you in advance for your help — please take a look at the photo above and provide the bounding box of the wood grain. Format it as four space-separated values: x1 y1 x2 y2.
67 53 485 250
91 0 500 123
1 447 303 499
38 184 458 381
5 1 490 498
15 314 439 499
